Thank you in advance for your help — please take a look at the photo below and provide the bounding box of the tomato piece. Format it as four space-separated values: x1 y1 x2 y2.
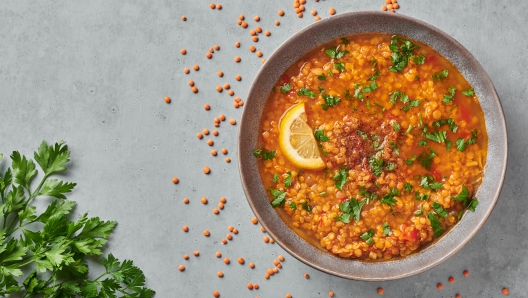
339 197 347 202
407 229 418 241
432 169 442 182
426 54 435 63
282 75 290 83
460 105 471 123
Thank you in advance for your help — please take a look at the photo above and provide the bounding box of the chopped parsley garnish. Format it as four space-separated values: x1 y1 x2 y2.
319 191 327 196
360 229 375 245
418 140 428 146
414 207 424 216
452 185 470 201
428 212 444 237
357 129 368 140
406 157 414 165
289 201 297 210
404 182 413 193
321 94 341 110
432 118 458 132
389 90 409 105
462 87 475 97
389 35 418 72
368 71 381 81
344 89 352 100
382 222 392 235
280 83 292 93
253 148 276 160
456 129 478 151
420 175 443 190
432 69 448 81
284 171 292 187
466 198 478 212
314 129 329 142
401 99 420 112
393 122 401 132
416 147 437 170
432 202 449 218
317 74 326 81
328 70 334 76
423 130 448 144
371 135 382 150
325 45 349 59
414 75 421 81
368 154 384 177
353 83 365 101
301 201 312 212
333 166 348 190
413 53 426 65
272 173 279 183
380 188 399 206
269 188 287 207
414 192 429 201
389 141 400 155
385 162 396 171
318 86 325 94
297 87 317 99
360 186 378 204
341 37 350 44
334 62 345 72
361 80 378 93
442 86 457 103
371 58 378 69
334 198 365 223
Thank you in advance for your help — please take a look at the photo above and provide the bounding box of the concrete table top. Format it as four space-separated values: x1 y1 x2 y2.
0 0 525 297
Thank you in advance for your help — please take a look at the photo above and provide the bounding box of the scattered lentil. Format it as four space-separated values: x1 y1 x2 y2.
263 236 269 243
249 262 255 268
278 10 285 16
203 230 210 237
304 273 309 279
213 208 219 214
180 48 187 55
216 86 223 92
219 114 226 121
297 12 303 18
448 276 455 283
216 252 222 258
218 71 224 77
203 128 210 135
277 255 284 261
193 64 199 71
235 56 241 62
251 217 258 224
456 294 461 298
194 251 199 256
213 291 220 298
286 294 292 298
502 288 509 295
206 52 213 59
201 197 208 204
249 45 256 52
255 26 262 33
183 254 189 260
229 118 236 125
182 225 189 232
218 202 224 209
183 198 189 204
252 36 259 42
272 268 278 273
216 4 222 9
221 239 227 244
239 14 245 20
235 75 241 81
220 197 227 203
196 132 203 139
223 83 230 89
254 15 260 22
224 258 230 264
265 30 270 36
184 68 190 74
225 157 231 163
212 130 219 136
232 228 238 234
256 51 263 57
207 139 214 146
164 96 171 103
172 177 179 184
329 7 336 15
204 104 211 110
463 270 470 277
181 15 187 21
235 41 241 48
328 292 334 297
178 265 185 271
226 234 233 240
377 287 384 295
253 284 259 289
191 86 198 93
209 3 215 9
238 257 245 264
275 20 280 26
227 90 234 96
214 44 220 50
241 22 248 28
437 283 443 290
247 283 254 290
315 16 321 21
264 273 270 279
217 271 224 277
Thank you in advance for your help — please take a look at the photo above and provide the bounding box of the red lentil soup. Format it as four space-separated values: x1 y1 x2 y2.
255 33 487 260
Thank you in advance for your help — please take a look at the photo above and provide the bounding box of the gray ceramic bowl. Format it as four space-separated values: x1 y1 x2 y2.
238 11 507 280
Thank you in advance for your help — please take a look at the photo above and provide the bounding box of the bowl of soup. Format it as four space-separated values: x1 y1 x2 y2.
238 11 507 280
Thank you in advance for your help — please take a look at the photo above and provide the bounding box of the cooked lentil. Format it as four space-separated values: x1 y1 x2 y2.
256 33 487 260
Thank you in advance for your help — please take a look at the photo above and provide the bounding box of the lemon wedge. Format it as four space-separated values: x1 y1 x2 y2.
279 103 325 170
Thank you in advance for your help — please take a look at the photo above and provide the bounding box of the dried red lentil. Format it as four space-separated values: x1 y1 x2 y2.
172 177 179 184
182 225 189 232
164 96 171 103
183 198 189 204
178 265 185 271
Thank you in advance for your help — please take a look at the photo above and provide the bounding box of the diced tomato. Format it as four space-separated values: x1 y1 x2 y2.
460 106 471 123
339 197 347 202
432 168 442 182
282 75 290 83
426 54 435 63
407 229 418 241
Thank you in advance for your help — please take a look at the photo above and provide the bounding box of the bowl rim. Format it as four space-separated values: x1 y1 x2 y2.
238 10 508 281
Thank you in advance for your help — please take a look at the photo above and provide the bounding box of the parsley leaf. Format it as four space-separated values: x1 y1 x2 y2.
393 122 401 132
314 129 329 142
452 185 470 201
423 130 447 144
280 83 292 93
0 141 155 297
253 148 277 160
360 186 378 204
321 94 341 110
368 71 381 81
361 81 378 93
432 69 448 81
334 198 365 223
414 192 429 201
404 182 413 193
389 35 418 72
341 37 350 44
380 188 399 206
382 222 392 235
442 86 457 103
284 171 292 187
269 187 287 207
317 74 326 81
428 212 444 237
272 173 279 183
334 62 345 72
416 147 437 170
333 166 348 190
432 118 458 133
289 201 297 210
297 87 317 99
432 202 449 218
301 201 312 212
413 53 426 65
462 87 475 97
360 229 375 245
325 45 349 59
368 154 384 177
420 175 443 190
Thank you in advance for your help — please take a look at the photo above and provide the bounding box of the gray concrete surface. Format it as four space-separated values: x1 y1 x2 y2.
0 0 526 297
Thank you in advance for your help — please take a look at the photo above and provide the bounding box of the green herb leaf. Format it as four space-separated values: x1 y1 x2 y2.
341 38 350 44
432 69 448 81
416 147 437 170
393 122 401 132
284 171 292 187
368 71 381 81
289 201 297 210
321 94 341 109
318 74 326 81
253 148 277 160
269 188 287 207
314 129 329 142
452 185 470 201
428 212 444 237
301 201 312 212
380 188 399 206
334 62 345 72
272 173 279 183
455 138 467 152
413 53 426 65
297 87 317 99
462 87 475 97
420 175 443 190
280 83 292 93
360 229 375 244
368 154 384 177
432 202 449 218
382 222 392 235
333 166 348 190
404 182 413 193
325 45 349 59
360 186 378 204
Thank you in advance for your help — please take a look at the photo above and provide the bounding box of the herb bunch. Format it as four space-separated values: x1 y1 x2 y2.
0 141 155 297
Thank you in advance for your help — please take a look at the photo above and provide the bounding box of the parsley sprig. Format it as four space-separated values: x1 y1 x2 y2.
333 198 365 223
253 148 276 160
389 35 419 72
0 141 154 297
